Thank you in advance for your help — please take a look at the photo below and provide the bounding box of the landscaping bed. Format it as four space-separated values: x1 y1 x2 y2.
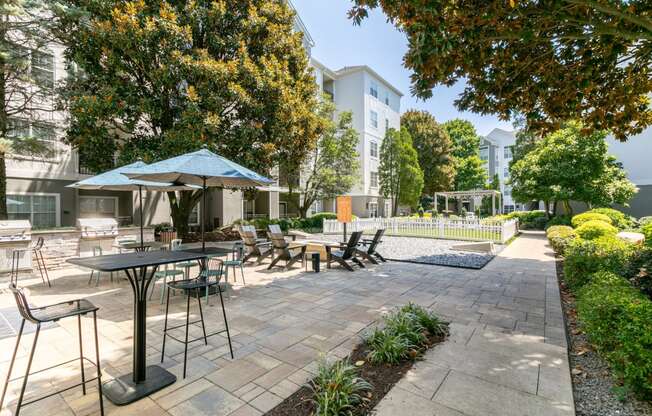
265 304 448 416
556 258 652 416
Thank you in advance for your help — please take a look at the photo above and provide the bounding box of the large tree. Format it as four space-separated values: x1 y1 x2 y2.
510 121 638 214
1 0 55 219
349 0 652 140
378 127 423 216
286 98 359 218
55 0 323 235
442 119 487 191
401 110 454 195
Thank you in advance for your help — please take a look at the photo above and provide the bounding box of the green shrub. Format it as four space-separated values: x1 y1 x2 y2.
626 247 652 299
642 222 652 247
546 225 576 255
639 216 652 226
563 237 635 290
589 208 636 230
545 215 572 229
577 271 652 398
399 303 448 337
505 210 548 230
311 358 371 416
571 212 613 228
366 328 411 364
575 220 618 240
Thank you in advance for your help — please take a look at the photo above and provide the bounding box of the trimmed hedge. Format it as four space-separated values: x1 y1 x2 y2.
545 215 572 230
577 271 652 398
575 220 618 240
563 237 635 290
504 210 548 230
642 222 652 247
639 216 652 226
546 225 576 255
588 208 636 230
627 247 652 299
571 212 613 228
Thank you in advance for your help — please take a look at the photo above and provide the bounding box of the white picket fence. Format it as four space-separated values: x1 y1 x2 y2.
323 217 519 243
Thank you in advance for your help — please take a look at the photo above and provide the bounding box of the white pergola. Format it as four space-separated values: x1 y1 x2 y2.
433 190 502 216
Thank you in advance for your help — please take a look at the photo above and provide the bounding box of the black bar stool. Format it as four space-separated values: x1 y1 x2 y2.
0 284 104 416
11 237 51 287
161 258 234 379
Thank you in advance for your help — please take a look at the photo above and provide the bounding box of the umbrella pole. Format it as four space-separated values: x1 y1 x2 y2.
202 177 206 252
139 185 144 250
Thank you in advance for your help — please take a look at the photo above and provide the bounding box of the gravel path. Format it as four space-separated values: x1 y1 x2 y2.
557 259 652 416
319 234 502 269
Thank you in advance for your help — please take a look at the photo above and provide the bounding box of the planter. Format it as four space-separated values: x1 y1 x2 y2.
159 230 178 244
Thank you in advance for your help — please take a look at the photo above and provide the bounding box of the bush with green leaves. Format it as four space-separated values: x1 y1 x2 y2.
575 219 618 240
571 212 613 228
563 236 635 290
626 247 652 299
577 271 652 398
546 225 576 255
366 303 447 364
310 358 372 416
504 210 548 230
642 222 652 247
545 215 572 230
639 216 652 227
588 208 636 230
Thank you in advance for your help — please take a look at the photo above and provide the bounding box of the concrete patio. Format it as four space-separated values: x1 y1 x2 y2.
0 232 573 416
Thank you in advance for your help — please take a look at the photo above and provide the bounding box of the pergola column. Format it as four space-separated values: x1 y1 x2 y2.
491 193 495 216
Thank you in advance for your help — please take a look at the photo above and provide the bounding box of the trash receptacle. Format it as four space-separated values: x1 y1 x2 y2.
311 252 320 273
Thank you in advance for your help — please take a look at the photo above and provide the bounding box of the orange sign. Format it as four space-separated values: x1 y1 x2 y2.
336 196 352 223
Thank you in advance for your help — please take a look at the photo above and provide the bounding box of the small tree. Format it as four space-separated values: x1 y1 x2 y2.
56 0 322 235
286 99 359 218
442 119 487 191
379 127 423 216
510 122 638 214
401 110 454 195
0 0 55 219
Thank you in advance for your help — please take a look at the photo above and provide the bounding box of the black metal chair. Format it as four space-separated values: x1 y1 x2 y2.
11 237 51 287
161 258 234 379
357 229 387 264
326 231 364 271
267 232 306 270
1 284 104 416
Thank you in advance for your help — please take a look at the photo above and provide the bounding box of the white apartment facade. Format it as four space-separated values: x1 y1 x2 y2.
480 128 525 213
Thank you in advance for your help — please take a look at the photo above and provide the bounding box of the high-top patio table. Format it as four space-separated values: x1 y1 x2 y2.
112 241 169 253
67 250 209 405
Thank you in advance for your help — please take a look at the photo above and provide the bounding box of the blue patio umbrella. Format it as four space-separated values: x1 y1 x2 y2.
124 148 274 250
68 161 198 249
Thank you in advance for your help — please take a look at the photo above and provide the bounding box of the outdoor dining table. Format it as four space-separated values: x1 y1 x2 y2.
67 249 211 405
112 241 169 252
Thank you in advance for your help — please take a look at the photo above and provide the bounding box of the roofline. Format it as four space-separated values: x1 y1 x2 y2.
336 65 404 97
310 57 338 80
287 0 315 47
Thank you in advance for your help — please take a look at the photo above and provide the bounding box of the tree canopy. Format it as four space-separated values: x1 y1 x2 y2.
401 110 454 195
509 122 638 214
287 98 359 218
379 127 423 215
442 119 487 191
350 0 652 140
55 0 323 234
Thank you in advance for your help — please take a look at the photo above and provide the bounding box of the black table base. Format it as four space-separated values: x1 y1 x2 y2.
102 365 176 405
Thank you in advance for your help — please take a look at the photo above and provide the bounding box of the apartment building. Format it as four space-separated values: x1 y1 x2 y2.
479 128 525 213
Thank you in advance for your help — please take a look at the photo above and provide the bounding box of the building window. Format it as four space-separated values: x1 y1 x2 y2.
7 194 58 228
370 171 379 188
189 204 200 225
310 200 323 216
504 205 515 213
479 146 489 162
368 202 378 217
503 167 509 178
31 50 55 88
370 110 378 128
384 91 390 106
369 82 378 99
79 196 117 218
370 141 378 158
7 117 57 149
504 146 513 159
385 118 389 131
504 186 512 197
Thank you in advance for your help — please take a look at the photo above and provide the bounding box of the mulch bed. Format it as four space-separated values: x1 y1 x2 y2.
555 258 652 416
265 332 446 416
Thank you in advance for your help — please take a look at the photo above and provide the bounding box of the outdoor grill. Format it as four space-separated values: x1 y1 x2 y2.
77 218 119 239
0 220 32 272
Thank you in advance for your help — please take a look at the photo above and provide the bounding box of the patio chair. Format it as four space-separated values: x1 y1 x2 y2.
240 230 273 264
268 224 282 235
87 247 114 286
267 232 306 270
1 284 104 416
150 241 187 303
223 242 245 286
327 231 364 271
11 237 51 287
356 229 387 264
239 224 267 244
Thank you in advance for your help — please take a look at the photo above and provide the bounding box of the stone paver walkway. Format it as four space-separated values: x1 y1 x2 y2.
375 231 574 416
0 233 573 416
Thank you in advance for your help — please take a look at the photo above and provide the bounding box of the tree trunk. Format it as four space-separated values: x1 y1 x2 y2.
563 200 573 216
168 190 201 239
0 153 6 220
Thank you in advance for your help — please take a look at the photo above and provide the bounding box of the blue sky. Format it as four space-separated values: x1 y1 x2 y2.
291 0 514 136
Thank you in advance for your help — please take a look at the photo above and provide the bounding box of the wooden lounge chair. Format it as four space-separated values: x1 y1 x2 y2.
268 224 282 235
240 230 273 264
357 229 387 264
326 231 364 271
240 224 268 244
267 232 306 270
